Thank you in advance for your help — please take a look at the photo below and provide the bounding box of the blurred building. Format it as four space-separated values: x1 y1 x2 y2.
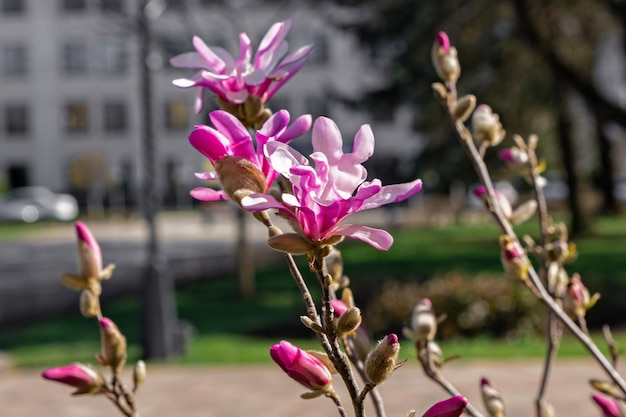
0 0 423 209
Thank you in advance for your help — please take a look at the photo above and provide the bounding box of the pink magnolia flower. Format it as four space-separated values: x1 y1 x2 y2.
171 19 313 113
190 109 311 202
241 117 423 250
422 396 468 417
270 340 332 392
592 394 622 417
42 363 104 395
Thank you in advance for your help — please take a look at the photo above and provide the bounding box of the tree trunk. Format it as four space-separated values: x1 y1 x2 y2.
594 110 618 214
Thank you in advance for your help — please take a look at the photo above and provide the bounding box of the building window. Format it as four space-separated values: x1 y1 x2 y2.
65 103 89 133
165 100 188 130
4 104 29 135
99 38 127 74
61 0 86 11
100 0 123 13
2 0 25 14
62 41 88 75
2 44 28 78
103 101 127 133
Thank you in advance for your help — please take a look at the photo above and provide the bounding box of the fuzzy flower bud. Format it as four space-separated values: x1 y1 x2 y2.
480 377 505 417
60 222 115 294
215 156 268 206
563 275 598 320
417 340 444 371
270 340 333 393
471 104 506 147
499 235 529 280
132 360 146 392
365 334 400 385
432 32 460 83
422 396 468 417
267 232 314 255
42 363 104 395
79 289 101 318
402 298 437 342
96 317 127 373
473 186 513 220
591 394 621 417
498 147 529 167
336 307 362 336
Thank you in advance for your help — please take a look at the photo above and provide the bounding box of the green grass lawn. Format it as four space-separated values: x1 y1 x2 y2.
2 214 626 368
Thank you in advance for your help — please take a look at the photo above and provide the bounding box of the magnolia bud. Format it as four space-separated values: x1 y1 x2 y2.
480 377 505 417
132 360 146 392
563 275 593 320
473 186 513 220
432 32 460 83
97 317 127 373
499 235 529 280
365 334 400 385
498 147 529 167
214 156 267 206
402 298 437 342
42 363 104 395
591 394 621 417
471 104 506 147
539 401 555 417
270 340 333 393
422 396 468 417
547 261 568 297
75 221 103 279
267 233 313 255
337 307 362 336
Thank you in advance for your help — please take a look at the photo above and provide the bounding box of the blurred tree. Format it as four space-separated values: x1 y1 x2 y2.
312 0 626 233
68 151 112 219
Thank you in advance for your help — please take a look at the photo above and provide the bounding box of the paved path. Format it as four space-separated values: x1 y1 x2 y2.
0 360 617 417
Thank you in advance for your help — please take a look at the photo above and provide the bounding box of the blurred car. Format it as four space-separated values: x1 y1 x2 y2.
0 186 79 223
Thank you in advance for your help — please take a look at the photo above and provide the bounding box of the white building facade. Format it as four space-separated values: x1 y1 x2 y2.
0 0 422 208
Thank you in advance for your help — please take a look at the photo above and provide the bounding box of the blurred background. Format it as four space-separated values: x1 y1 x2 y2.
0 0 626 370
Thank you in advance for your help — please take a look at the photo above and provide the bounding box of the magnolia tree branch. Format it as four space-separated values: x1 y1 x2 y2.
441 79 626 397
345 337 387 417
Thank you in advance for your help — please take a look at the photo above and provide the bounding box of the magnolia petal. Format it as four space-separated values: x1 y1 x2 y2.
279 114 312 142
257 109 290 143
265 141 309 177
240 193 284 211
190 187 227 201
172 78 197 88
331 224 394 251
169 51 206 69
209 111 256 161
193 86 205 115
195 171 219 181
360 179 423 211
189 125 229 163
192 36 228 72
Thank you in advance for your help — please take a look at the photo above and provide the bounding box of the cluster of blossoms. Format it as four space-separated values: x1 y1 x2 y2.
39 18 626 417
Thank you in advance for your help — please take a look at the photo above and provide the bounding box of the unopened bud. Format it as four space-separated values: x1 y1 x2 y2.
590 379 624 400
270 340 333 392
214 156 267 206
365 334 400 385
403 298 437 342
480 377 505 417
471 104 506 147
547 262 568 297
337 307 362 336
499 235 529 280
539 401 555 417
454 95 476 122
591 393 621 417
79 289 101 318
422 396 468 417
498 147 528 167
417 340 443 371
97 317 127 373
267 233 313 255
132 360 146 392
473 187 513 220
432 32 461 83
75 221 103 279
563 275 593 320
42 363 104 395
